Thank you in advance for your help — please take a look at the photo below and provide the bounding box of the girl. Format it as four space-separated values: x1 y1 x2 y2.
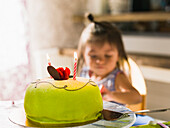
77 13 142 105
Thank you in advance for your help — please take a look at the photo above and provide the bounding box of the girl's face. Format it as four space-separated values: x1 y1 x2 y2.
84 42 119 78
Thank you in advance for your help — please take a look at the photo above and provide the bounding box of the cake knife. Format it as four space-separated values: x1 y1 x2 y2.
102 108 170 121
125 107 170 114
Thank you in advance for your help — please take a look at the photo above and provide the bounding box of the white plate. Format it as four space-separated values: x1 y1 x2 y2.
8 101 136 128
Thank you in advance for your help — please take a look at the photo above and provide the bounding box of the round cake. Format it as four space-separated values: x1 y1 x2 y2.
24 77 103 126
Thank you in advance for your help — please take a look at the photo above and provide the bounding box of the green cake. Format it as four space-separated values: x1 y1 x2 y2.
24 77 103 126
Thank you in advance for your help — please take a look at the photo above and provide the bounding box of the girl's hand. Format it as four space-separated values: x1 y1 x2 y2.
100 85 113 101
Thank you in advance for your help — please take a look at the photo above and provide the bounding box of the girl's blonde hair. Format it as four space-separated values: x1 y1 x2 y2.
77 13 131 80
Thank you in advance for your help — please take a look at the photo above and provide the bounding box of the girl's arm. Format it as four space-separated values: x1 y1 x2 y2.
102 73 142 105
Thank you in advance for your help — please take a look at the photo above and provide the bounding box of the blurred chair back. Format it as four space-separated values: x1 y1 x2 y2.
124 58 147 112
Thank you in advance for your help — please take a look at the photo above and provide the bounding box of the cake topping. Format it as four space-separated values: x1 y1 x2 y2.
47 66 61 80
47 66 70 80
56 67 70 80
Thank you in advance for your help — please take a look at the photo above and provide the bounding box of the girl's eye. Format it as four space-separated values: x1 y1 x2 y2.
90 55 97 59
105 55 112 58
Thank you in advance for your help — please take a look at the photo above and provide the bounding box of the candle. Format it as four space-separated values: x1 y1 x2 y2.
73 52 78 80
46 53 51 66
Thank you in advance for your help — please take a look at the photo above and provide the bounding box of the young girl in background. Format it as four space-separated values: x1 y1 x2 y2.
77 13 141 105
77 13 154 126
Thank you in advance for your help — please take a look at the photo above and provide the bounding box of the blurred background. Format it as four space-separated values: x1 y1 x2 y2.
0 0 170 121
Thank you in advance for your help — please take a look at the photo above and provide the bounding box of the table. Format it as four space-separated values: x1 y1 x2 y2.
0 100 24 128
0 100 136 128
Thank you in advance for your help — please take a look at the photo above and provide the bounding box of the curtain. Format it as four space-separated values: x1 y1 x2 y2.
0 0 31 100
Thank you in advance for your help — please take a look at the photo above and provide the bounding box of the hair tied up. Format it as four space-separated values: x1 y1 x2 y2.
85 13 95 23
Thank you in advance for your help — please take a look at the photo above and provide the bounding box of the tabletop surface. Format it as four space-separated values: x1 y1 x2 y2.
0 100 136 128
0 100 24 128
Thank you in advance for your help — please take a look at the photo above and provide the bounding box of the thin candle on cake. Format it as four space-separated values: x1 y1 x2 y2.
73 52 78 80
46 53 51 66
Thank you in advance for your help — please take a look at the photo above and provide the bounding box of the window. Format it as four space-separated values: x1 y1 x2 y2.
0 0 30 100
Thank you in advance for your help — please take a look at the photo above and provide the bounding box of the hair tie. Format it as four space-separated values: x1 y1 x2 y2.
85 13 95 23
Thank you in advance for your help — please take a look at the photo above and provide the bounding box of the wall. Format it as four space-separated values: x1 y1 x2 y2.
146 80 170 121
27 0 86 80
123 34 170 57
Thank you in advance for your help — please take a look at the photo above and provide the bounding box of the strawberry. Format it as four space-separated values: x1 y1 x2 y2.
56 68 64 79
63 67 71 80
56 67 70 80
57 67 64 73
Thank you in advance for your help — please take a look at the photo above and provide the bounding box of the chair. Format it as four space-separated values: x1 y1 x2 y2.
124 58 155 126
124 58 147 112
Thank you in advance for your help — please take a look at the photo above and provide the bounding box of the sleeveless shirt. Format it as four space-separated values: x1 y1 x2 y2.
80 67 122 91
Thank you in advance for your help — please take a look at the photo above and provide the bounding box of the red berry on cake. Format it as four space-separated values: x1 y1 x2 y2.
56 68 64 79
63 67 71 80
56 67 71 80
